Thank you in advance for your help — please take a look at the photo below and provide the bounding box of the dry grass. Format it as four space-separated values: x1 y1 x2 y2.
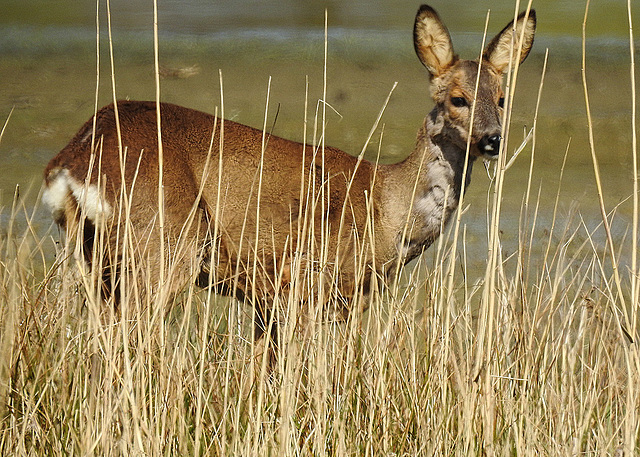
1 1 639 455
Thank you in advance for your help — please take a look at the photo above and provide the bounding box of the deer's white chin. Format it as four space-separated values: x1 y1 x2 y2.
482 151 500 160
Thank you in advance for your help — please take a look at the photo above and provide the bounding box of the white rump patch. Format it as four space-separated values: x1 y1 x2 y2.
42 172 70 218
43 169 112 224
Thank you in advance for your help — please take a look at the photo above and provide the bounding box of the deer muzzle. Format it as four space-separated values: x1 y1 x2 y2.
477 134 501 157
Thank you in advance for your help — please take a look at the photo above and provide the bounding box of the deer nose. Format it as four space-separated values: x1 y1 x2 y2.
479 134 501 156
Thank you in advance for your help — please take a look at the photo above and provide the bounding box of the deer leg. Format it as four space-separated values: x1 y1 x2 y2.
253 300 278 367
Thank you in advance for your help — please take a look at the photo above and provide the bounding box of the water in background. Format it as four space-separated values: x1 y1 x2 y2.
0 0 638 273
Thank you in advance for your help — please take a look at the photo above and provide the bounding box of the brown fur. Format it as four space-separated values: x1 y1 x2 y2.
43 5 536 345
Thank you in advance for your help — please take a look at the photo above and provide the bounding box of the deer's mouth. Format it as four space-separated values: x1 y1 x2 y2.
476 134 501 158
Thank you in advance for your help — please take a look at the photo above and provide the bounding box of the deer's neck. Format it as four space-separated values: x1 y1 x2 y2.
386 113 475 263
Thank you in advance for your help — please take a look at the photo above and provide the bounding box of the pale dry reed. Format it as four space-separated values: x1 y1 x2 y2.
1 1 639 455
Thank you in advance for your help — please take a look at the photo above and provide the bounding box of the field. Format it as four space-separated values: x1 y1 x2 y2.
1 2 639 455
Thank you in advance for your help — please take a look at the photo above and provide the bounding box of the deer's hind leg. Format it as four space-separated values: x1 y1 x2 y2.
252 298 279 368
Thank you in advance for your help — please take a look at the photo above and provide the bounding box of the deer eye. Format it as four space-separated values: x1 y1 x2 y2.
498 97 505 108
451 96 468 108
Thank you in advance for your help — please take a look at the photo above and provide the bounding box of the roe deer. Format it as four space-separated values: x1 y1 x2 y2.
43 5 536 346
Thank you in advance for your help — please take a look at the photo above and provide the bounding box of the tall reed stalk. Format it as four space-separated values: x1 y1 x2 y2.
0 1 639 455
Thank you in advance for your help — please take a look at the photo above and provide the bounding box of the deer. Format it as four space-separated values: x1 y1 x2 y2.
42 5 536 352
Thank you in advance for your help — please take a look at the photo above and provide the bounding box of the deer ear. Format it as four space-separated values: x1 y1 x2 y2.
414 5 457 78
484 10 536 73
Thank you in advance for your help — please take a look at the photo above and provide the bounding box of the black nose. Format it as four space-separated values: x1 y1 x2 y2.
479 134 501 155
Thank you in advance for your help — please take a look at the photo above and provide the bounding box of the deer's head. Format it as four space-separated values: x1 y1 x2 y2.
414 5 536 158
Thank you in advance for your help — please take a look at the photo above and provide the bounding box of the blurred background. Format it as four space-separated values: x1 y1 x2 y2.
0 0 638 272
